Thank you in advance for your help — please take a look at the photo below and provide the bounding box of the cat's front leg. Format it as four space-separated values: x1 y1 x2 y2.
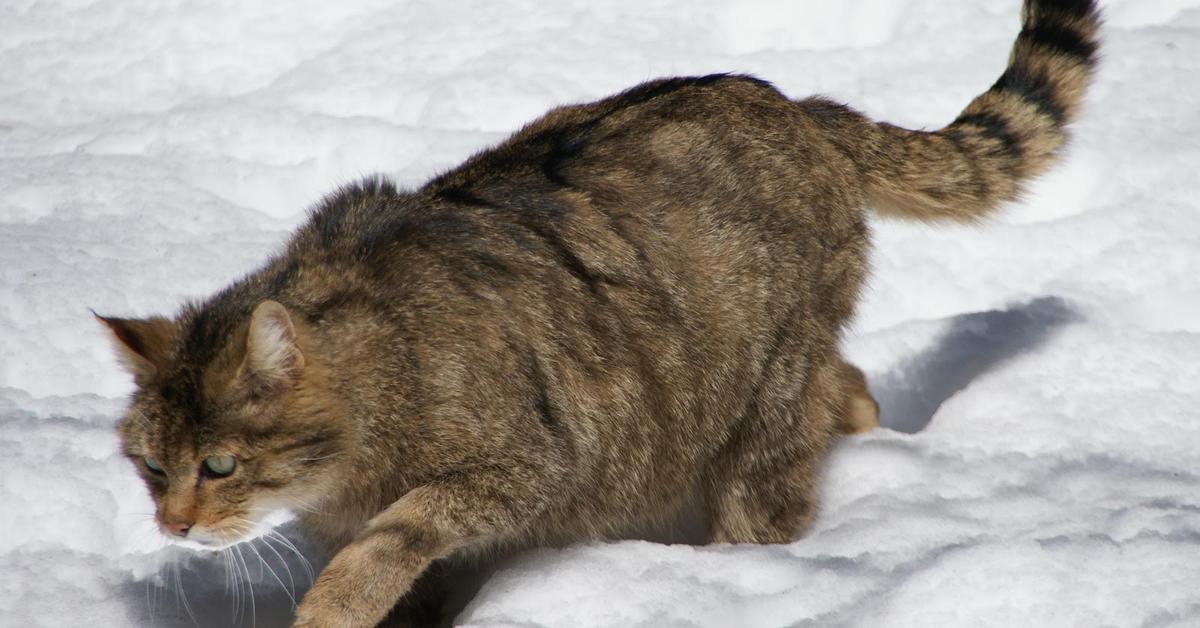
292 520 436 628
292 466 558 628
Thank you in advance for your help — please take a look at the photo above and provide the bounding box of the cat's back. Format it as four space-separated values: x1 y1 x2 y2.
279 72 870 417
265 74 871 524
428 73 862 220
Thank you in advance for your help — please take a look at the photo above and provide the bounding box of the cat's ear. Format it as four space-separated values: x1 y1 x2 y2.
94 312 176 387
239 300 306 393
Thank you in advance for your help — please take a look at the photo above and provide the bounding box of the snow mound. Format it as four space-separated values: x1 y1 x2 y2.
3 0 1199 626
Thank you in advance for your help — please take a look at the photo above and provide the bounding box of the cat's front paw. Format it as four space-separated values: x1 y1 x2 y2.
292 541 401 628
292 559 362 628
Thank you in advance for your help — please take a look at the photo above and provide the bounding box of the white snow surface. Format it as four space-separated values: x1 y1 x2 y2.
2 0 1199 626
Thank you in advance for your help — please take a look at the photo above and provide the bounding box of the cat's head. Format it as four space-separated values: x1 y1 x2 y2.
98 300 347 549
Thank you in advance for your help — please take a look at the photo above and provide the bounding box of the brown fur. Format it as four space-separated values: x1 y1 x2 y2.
99 2 1100 626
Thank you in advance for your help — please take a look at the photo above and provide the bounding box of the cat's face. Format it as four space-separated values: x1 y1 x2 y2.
101 301 346 549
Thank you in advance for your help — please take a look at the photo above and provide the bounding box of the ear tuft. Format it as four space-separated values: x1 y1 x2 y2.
241 300 305 389
94 311 176 386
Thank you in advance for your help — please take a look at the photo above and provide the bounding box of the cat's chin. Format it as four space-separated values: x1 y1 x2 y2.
171 534 238 552
172 508 297 551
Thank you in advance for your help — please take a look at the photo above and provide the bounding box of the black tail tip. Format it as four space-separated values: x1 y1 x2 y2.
1022 0 1102 66
1028 0 1101 21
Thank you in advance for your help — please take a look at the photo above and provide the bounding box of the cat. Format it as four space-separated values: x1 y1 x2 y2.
98 1 1099 626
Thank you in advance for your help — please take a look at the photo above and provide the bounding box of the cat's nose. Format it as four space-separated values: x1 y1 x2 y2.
164 519 193 538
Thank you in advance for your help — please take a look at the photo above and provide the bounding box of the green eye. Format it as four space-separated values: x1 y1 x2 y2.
143 456 164 474
203 455 237 477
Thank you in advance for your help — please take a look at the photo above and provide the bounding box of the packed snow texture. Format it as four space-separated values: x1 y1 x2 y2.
2 0 1199 626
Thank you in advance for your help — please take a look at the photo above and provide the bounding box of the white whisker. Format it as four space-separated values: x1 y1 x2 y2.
173 561 199 627
144 573 153 624
268 530 314 584
235 543 257 628
224 547 241 624
250 539 297 607
260 535 298 599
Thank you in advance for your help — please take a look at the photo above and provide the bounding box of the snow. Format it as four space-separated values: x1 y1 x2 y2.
2 0 1199 626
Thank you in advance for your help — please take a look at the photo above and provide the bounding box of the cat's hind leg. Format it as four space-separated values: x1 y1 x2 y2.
703 355 846 544
835 357 879 435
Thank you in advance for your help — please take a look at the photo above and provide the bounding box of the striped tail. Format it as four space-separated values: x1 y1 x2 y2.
804 0 1102 222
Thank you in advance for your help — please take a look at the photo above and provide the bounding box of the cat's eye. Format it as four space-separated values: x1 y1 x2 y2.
143 456 165 475
202 455 237 478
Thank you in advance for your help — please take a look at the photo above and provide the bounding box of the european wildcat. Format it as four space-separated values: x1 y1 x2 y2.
98 1 1099 626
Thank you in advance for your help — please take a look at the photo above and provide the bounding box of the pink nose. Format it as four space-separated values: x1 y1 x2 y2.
163 520 193 538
